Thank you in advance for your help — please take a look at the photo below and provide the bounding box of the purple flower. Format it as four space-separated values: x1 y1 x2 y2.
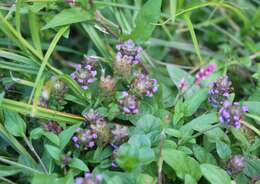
219 101 248 128
130 73 158 97
72 128 97 150
118 91 139 114
114 40 143 77
71 63 97 90
208 76 233 108
178 78 187 92
43 121 63 134
195 63 217 84
228 155 245 174
83 109 102 123
75 172 103 184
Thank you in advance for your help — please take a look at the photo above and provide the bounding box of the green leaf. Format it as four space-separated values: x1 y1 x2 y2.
31 173 73 184
216 140 231 160
59 124 80 150
45 144 61 161
243 101 260 116
116 144 140 171
43 132 60 146
192 145 217 165
69 158 89 172
128 134 151 148
170 0 177 23
181 113 218 132
130 0 162 42
163 149 202 181
185 175 197 184
230 128 249 148
4 110 26 137
200 164 231 184
0 165 21 177
244 158 260 178
42 7 92 30
138 147 155 164
184 88 208 116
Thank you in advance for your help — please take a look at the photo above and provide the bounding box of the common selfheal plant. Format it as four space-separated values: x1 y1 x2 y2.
195 63 217 84
227 155 245 174
75 172 103 184
130 73 158 97
111 124 128 145
208 76 233 108
71 64 97 90
219 101 248 128
118 91 139 114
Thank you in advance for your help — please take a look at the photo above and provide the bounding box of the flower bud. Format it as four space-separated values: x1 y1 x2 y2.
228 155 245 174
75 172 103 184
195 63 217 84
43 121 63 134
72 128 97 150
99 75 116 93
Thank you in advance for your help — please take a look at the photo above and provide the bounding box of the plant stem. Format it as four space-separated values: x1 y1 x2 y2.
240 120 260 136
178 124 221 146
23 135 49 174
0 157 43 174
0 176 17 184
157 131 165 184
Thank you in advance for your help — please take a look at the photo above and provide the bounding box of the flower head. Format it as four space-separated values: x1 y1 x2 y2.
118 91 139 114
43 121 63 134
116 40 142 65
219 101 248 128
75 172 103 184
228 155 245 174
72 128 97 150
71 64 97 90
111 124 128 144
208 76 233 107
115 40 142 77
52 78 68 96
195 63 217 84
83 109 103 123
99 75 116 93
130 73 158 97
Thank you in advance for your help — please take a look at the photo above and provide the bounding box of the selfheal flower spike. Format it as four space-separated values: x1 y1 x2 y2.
75 172 103 184
111 124 128 144
118 91 139 114
99 75 116 93
71 63 97 90
72 128 97 150
195 63 217 84
114 40 143 77
43 121 63 134
219 101 248 128
130 73 158 97
228 155 245 174
208 76 233 108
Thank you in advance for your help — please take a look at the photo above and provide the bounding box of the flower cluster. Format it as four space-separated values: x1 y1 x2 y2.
219 101 248 128
99 75 116 93
75 173 103 184
116 39 142 65
43 121 63 134
72 128 97 150
118 91 139 114
111 124 128 145
52 78 68 96
195 63 217 84
208 76 233 107
71 63 97 90
227 155 245 174
130 73 158 97
115 40 142 77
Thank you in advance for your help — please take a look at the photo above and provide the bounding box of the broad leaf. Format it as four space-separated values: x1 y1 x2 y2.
200 164 231 184
4 110 26 137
